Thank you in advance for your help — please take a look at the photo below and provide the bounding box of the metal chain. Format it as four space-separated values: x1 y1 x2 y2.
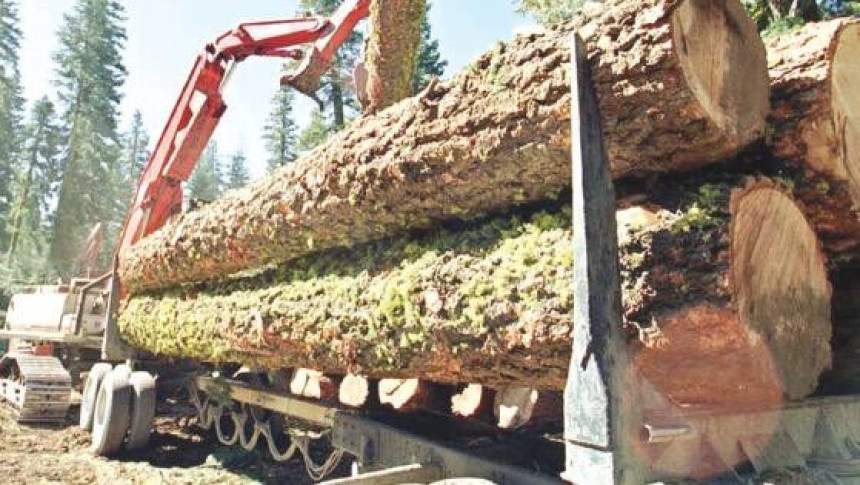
191 387 344 481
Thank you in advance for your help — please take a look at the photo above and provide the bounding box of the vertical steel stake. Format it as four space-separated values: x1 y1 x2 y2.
563 34 643 485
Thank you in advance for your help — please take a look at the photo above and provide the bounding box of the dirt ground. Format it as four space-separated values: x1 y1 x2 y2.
0 399 339 485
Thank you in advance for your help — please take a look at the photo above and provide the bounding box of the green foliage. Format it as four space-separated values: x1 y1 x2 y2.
263 83 298 172
763 15 808 37
412 3 447 94
5 98 62 265
670 184 728 234
0 0 24 254
739 0 860 34
49 0 127 275
224 150 250 191
515 0 583 25
120 110 150 201
296 108 332 152
188 142 222 202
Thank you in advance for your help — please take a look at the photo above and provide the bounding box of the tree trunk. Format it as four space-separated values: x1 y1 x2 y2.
119 178 832 407
118 0 769 294
364 0 426 113
767 18 860 256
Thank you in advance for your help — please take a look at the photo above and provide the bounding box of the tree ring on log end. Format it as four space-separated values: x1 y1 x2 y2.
671 0 768 140
833 23 860 201
731 187 832 400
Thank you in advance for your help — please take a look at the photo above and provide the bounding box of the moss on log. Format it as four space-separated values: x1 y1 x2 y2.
119 0 768 294
119 178 831 404
364 0 426 112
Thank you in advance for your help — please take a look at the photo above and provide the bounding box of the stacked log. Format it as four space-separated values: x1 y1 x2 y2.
114 1 860 417
767 18 860 256
118 0 769 294
119 179 832 406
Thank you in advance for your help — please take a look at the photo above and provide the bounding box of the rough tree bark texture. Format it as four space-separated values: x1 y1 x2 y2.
364 0 425 112
119 179 831 405
119 0 768 294
768 18 860 256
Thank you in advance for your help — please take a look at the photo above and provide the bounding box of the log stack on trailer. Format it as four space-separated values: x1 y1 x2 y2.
116 0 860 459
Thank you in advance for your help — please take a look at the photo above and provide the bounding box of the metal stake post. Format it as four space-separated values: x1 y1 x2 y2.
563 34 644 485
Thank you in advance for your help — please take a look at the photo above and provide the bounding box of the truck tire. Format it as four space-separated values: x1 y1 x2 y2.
126 371 156 451
79 363 112 431
90 368 131 456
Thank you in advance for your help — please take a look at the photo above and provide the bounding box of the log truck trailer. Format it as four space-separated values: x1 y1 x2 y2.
3 2 860 483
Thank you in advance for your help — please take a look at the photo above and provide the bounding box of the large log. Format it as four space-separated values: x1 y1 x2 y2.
767 18 860 256
118 0 768 294
118 179 831 406
364 0 425 112
769 18 859 190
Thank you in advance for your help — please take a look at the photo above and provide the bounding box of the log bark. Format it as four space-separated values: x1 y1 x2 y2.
767 18 860 256
118 0 768 294
493 387 561 429
118 178 832 406
364 0 425 112
451 384 493 419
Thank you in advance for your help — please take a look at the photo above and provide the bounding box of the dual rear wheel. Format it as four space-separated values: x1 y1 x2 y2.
80 363 156 456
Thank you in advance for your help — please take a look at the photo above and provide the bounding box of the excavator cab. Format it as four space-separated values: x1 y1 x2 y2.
0 223 113 424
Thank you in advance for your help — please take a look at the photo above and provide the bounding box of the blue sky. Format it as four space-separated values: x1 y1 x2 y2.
19 1 533 179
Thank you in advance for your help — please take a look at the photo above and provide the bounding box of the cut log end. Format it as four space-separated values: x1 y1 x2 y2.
339 374 377 408
451 384 492 419
289 369 339 401
379 378 446 412
833 23 860 199
731 186 832 399
670 0 768 143
635 184 832 407
493 387 561 429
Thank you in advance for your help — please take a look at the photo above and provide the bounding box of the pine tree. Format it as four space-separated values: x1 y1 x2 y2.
5 97 62 264
188 141 222 202
299 0 363 129
121 110 150 199
515 0 583 24
263 84 298 172
225 150 250 190
296 109 332 151
412 3 447 94
0 0 24 254
49 0 127 274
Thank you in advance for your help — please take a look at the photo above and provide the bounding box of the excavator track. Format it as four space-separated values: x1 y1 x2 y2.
0 354 72 424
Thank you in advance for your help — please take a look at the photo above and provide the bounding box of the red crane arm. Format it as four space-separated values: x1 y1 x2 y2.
115 0 370 273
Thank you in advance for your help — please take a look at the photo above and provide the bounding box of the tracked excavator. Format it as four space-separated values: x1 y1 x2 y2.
5 1 860 483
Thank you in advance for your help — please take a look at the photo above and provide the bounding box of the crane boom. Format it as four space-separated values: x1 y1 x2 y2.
115 1 370 276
